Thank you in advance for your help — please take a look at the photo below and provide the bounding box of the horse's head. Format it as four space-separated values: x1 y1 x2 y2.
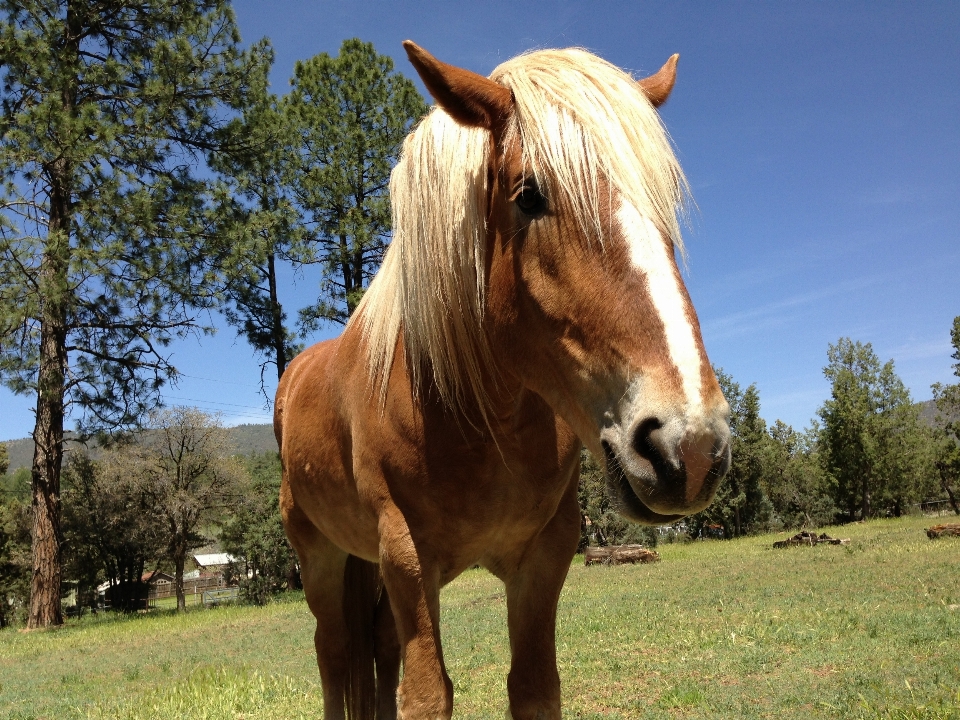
395 43 730 522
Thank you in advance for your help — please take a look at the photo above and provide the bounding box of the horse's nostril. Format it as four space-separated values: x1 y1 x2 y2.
631 417 665 466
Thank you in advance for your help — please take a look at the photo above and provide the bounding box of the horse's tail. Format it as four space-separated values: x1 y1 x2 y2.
343 554 382 720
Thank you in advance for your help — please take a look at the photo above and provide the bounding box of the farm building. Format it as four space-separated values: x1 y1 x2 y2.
192 553 236 572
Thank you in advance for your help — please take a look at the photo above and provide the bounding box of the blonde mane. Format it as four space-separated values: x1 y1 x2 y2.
351 48 690 416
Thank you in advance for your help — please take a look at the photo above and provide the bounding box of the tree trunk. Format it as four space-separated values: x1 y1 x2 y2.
351 237 364 315
936 462 960 516
27 0 82 631
267 252 288 380
28 182 72 629
584 545 660 565
174 547 187 612
861 475 871 520
29 343 66 628
340 233 356 316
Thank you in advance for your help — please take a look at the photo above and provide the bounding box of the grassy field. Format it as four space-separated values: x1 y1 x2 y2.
1 514 958 719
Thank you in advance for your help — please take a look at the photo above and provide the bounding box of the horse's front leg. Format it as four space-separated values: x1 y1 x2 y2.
502 474 582 720
378 505 453 720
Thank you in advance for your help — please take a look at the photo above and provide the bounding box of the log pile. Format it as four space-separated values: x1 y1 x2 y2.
926 523 960 539
772 530 850 548
584 544 660 566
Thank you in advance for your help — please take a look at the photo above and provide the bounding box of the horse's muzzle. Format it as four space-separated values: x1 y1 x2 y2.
601 413 730 522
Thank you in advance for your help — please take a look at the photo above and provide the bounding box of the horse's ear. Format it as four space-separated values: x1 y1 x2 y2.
638 54 679 108
403 41 513 132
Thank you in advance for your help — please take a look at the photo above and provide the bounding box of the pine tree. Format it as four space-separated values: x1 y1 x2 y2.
0 1 270 627
211 86 307 387
285 38 428 328
763 421 835 528
931 316 960 515
818 338 931 520
220 451 296 604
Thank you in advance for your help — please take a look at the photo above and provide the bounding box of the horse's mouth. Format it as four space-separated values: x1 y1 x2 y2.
602 441 688 525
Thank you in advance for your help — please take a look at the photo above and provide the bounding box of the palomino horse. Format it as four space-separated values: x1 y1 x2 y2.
275 41 731 720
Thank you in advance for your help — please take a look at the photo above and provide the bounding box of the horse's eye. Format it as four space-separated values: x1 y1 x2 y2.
515 183 546 217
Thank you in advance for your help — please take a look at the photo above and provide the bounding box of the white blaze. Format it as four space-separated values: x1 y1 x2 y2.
617 200 703 415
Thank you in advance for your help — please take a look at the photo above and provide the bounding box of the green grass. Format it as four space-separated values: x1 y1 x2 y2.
2 515 958 719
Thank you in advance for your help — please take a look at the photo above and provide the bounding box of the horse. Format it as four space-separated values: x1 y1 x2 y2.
274 41 731 720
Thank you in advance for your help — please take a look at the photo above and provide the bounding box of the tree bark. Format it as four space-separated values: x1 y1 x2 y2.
267 252 287 381
174 546 187 612
29 323 67 627
28 173 72 629
584 545 660 566
340 233 356 316
27 0 81 630
926 523 960 539
936 462 960 516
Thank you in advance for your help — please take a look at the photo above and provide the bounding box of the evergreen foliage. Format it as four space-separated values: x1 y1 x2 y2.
577 449 657 550
0 492 30 627
213 38 427 385
61 451 164 613
0 0 270 627
930 315 960 515
818 338 933 520
286 38 428 328
212 78 306 388
762 421 836 528
0 466 30 502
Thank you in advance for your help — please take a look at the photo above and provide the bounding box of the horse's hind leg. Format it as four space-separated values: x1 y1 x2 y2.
282 498 350 719
374 590 401 719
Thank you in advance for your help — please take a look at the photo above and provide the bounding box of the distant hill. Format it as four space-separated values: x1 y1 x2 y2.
1 423 278 473
224 423 279 456
919 399 937 426
920 398 959 427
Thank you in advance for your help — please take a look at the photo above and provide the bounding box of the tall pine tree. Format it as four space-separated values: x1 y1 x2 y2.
0 1 270 627
286 38 427 329
818 338 931 520
211 86 306 387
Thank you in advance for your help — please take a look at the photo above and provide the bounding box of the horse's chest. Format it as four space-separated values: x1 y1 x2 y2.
386 433 579 568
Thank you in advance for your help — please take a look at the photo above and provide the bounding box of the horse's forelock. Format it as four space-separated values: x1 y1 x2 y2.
492 48 689 255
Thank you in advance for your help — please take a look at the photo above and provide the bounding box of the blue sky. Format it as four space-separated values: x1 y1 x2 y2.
1 1 958 441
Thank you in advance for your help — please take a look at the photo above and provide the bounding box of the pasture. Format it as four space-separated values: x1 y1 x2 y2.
1 514 957 719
